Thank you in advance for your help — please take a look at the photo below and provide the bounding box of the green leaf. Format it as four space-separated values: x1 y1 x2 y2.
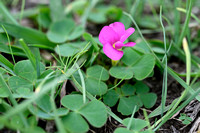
14 60 45 83
67 25 85 41
138 15 158 29
140 93 157 108
37 8 51 28
0 43 25 56
61 94 89 111
24 127 46 133
109 67 134 79
0 54 14 70
122 118 148 131
0 1 18 25
10 115 23 129
87 65 109 81
88 9 107 23
121 48 142 66
55 42 88 57
103 90 119 107
132 54 155 80
47 18 75 43
29 104 68 120
82 32 99 51
117 96 143 115
50 0 64 21
114 128 134 133
19 39 36 69
134 82 149 94
0 76 9 97
121 84 136 96
85 78 107 95
15 87 33 98
36 94 52 112
62 112 89 133
0 22 55 47
8 76 33 92
79 100 107 127
182 120 191 125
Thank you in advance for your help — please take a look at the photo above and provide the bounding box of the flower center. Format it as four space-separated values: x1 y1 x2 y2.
112 43 122 51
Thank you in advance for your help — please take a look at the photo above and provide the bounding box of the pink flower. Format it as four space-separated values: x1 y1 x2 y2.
99 22 136 61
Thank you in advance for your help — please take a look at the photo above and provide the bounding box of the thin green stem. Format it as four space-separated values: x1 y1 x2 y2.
76 63 86 104
50 86 66 133
174 0 181 43
1 25 15 64
20 0 25 23
177 0 193 47
160 6 168 117
127 106 137 130
183 38 191 85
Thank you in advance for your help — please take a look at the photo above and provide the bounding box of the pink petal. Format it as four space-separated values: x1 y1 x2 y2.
124 42 136 47
109 22 125 37
120 27 135 42
103 43 123 61
115 41 136 49
99 26 119 45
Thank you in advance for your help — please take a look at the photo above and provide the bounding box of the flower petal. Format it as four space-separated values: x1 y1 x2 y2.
99 26 119 45
124 42 136 47
109 22 125 37
120 27 135 42
103 43 123 61
115 41 136 49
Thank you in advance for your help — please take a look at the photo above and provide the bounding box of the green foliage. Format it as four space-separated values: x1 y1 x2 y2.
61 94 107 132
0 0 198 132
55 42 88 57
179 113 192 125
84 65 109 95
103 82 157 115
47 18 84 43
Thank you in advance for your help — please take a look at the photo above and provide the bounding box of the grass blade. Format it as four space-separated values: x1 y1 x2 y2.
0 54 14 70
177 0 194 47
19 39 36 69
0 1 18 25
1 25 15 64
0 22 56 48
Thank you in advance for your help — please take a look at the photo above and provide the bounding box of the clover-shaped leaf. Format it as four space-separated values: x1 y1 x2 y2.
118 96 143 115
122 118 148 131
79 100 107 127
47 18 75 43
55 41 88 57
103 90 119 107
140 93 157 108
8 76 33 93
14 60 45 83
121 48 142 66
62 112 89 133
61 94 89 111
86 65 109 81
132 54 155 80
103 82 157 115
29 94 69 120
109 67 134 79
114 128 133 133
85 77 107 95
85 65 109 95
61 94 107 131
